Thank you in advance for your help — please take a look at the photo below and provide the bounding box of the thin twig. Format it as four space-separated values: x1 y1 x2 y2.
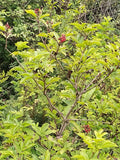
44 93 65 120
83 68 115 94
24 0 32 9
58 95 79 135
73 104 86 115
84 72 102 91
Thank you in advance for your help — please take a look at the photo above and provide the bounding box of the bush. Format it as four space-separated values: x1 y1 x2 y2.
0 1 120 159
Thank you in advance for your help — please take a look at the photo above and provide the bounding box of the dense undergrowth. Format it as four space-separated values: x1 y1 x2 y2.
0 0 120 159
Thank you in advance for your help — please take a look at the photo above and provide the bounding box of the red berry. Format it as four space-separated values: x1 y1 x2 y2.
5 22 10 30
83 125 91 133
34 8 40 16
58 34 66 43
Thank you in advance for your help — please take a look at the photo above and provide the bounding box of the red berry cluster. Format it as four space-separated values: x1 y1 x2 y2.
5 22 10 30
83 125 91 133
58 34 66 43
34 8 40 16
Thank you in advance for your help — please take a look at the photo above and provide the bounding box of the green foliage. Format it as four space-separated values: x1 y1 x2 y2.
72 128 118 159
0 0 120 159
15 41 29 50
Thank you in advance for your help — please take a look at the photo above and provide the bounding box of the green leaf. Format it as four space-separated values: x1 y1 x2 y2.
44 150 50 160
23 143 36 151
52 22 61 28
38 42 46 48
41 123 49 133
0 105 7 110
70 22 86 30
82 87 96 102
15 41 29 50
40 14 50 19
72 155 87 160
20 73 34 84
49 31 59 39
25 9 37 17
0 25 5 31
94 129 107 138
0 22 5 31
12 51 19 55
77 133 94 149
0 151 15 159
100 140 118 149
72 149 89 160
46 77 60 85
38 33 48 38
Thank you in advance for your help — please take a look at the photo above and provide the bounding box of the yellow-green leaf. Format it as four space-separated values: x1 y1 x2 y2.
44 150 50 160
38 33 48 38
52 22 61 28
25 9 37 18
0 26 5 31
37 42 46 49
15 41 29 50
40 13 50 19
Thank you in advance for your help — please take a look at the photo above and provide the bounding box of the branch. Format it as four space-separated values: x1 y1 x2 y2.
24 0 32 9
55 56 65 71
83 68 115 94
58 67 118 136
73 104 86 115
82 72 102 92
58 95 79 136
65 96 79 120
44 92 65 120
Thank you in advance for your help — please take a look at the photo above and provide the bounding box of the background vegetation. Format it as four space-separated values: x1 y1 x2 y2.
0 0 120 159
